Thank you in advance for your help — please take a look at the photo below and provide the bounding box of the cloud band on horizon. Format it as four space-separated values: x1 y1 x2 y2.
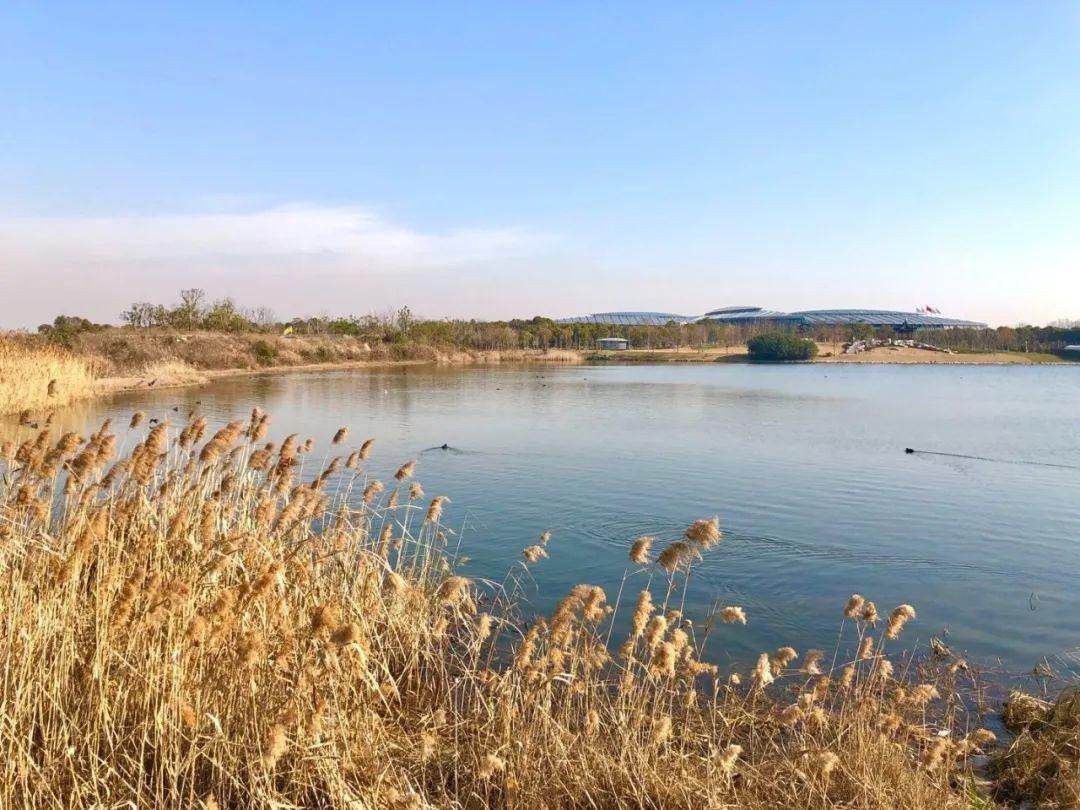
0 204 549 326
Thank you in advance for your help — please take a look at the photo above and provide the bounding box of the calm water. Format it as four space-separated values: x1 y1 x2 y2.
23 364 1080 675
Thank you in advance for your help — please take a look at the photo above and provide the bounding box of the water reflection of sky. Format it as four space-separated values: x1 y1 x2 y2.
5 363 1080 676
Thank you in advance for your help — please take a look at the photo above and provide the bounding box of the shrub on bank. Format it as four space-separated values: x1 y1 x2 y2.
748 332 819 361
251 339 277 365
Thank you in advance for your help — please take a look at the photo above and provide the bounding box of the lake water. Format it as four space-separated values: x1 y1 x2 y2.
23 363 1080 676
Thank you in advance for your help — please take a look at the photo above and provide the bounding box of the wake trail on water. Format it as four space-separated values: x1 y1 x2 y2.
905 448 1080 472
420 445 481 455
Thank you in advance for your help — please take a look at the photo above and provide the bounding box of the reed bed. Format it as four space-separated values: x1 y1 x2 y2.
0 338 94 415
0 408 1001 808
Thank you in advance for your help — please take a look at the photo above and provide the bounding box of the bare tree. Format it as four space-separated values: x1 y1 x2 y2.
174 288 206 329
252 306 277 328
121 302 156 328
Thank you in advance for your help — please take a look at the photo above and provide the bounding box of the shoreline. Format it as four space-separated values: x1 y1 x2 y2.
92 352 586 398
4 344 1072 416
94 358 431 397
96 347 1076 396
589 345 1074 366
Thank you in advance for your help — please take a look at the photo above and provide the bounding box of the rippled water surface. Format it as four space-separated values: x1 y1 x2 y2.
30 363 1080 673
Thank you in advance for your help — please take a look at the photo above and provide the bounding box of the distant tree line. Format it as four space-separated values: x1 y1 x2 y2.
905 324 1080 353
805 323 1080 354
29 289 1080 356
105 289 746 350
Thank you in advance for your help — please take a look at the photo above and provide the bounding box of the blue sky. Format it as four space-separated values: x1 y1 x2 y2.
2 2 1078 326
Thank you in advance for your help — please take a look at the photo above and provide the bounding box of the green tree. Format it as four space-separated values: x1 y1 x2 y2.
747 332 818 361
202 298 252 332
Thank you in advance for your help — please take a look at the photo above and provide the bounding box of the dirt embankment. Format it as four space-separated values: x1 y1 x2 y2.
50 331 580 396
0 331 587 410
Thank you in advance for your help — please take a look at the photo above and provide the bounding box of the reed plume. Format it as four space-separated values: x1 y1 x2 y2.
719 606 747 625
199 420 245 463
523 545 547 563
425 495 449 523
644 614 668 649
657 540 696 573
752 653 775 688
436 576 470 607
629 535 653 564
804 649 825 675
630 590 654 639
685 516 721 548
362 481 384 503
885 604 916 639
844 594 864 618
650 641 678 678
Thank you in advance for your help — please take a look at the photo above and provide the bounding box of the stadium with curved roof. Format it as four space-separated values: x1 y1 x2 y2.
557 306 987 329
556 311 696 326
787 309 986 328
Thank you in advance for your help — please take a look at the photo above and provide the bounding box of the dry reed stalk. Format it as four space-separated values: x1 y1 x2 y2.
0 409 996 810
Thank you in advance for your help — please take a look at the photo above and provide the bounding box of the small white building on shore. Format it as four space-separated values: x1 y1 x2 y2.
597 337 630 351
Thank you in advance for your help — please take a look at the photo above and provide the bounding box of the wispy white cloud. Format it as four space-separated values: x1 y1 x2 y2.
0 204 539 268
0 204 550 325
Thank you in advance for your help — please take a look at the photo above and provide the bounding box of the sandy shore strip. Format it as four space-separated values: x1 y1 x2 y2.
99 346 1074 397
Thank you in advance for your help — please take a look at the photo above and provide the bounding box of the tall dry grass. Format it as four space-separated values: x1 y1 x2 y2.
48 329 582 379
0 409 1000 808
0 337 94 415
